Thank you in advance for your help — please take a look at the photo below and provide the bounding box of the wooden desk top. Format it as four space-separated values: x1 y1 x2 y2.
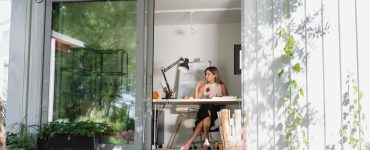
152 98 241 105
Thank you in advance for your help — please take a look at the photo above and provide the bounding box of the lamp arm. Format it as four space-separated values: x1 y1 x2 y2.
160 57 185 99
161 69 172 99
161 57 185 72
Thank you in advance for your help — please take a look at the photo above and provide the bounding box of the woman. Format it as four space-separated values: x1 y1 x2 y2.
181 66 228 150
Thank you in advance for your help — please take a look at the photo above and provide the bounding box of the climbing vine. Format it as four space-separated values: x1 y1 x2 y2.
277 29 308 149
275 7 326 149
326 73 370 150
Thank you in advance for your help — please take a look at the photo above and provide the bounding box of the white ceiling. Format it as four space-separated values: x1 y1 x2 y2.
155 0 241 25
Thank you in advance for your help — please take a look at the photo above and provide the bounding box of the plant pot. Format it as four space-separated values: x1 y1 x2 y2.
36 139 48 150
37 135 100 150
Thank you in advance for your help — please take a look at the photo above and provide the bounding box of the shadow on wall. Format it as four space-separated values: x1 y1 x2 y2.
326 73 370 150
242 0 328 149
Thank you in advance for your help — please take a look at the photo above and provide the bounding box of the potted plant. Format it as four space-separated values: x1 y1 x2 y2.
6 123 37 150
37 121 111 150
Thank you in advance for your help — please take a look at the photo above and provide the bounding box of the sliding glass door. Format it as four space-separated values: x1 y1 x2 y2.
43 0 148 148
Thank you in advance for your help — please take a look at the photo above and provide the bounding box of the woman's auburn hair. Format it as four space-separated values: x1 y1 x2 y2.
204 66 223 84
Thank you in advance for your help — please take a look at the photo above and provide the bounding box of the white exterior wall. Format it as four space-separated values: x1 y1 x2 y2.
6 0 46 130
242 0 370 149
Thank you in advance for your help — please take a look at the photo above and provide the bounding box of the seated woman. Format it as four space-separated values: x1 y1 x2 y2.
181 66 228 150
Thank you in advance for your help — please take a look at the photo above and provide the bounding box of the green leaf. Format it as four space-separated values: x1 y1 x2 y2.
278 69 284 78
284 35 295 57
292 63 301 73
289 80 297 89
365 143 370 150
299 88 304 97
293 99 298 105
285 132 292 140
353 83 359 92
301 130 306 137
284 93 291 101
294 117 302 125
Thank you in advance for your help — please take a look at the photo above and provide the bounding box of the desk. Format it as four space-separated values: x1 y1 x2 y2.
153 98 241 105
152 98 241 148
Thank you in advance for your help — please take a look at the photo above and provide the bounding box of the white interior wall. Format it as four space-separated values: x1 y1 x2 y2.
154 23 241 98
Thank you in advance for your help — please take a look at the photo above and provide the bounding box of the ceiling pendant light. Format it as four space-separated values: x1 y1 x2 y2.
189 11 197 35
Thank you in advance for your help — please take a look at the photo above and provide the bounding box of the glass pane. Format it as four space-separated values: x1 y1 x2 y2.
51 1 136 144
0 0 11 117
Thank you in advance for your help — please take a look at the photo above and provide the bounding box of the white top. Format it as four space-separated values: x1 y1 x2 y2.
204 83 223 97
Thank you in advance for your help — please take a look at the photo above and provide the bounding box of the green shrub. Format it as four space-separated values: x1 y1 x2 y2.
6 123 37 149
37 121 112 140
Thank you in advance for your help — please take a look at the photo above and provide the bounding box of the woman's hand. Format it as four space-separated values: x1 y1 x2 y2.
194 81 205 99
196 81 205 89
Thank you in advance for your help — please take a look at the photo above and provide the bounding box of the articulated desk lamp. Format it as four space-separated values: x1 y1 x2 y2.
161 57 189 99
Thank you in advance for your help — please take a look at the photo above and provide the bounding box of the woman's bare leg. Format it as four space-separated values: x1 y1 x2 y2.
202 111 211 147
202 116 211 140
181 121 204 150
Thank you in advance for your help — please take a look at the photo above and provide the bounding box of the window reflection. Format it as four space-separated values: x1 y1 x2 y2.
51 1 136 144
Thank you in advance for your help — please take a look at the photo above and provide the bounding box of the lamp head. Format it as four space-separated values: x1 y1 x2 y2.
178 58 189 72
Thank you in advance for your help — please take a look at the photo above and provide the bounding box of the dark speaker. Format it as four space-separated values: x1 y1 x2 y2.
234 44 241 75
